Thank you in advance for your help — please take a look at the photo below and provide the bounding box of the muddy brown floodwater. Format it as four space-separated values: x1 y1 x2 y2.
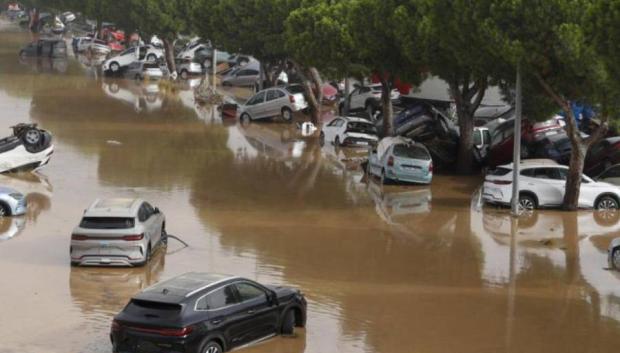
2 19 620 353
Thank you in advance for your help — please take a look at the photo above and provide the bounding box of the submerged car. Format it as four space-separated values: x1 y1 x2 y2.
482 159 620 210
320 116 378 147
238 86 308 123
102 45 164 73
19 39 67 58
177 58 203 79
70 198 166 267
339 83 400 117
0 187 26 217
0 124 54 173
368 136 433 185
125 61 166 80
111 272 307 353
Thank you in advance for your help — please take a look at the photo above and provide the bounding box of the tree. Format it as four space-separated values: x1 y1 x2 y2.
402 0 501 174
347 0 424 137
489 0 620 210
285 0 357 124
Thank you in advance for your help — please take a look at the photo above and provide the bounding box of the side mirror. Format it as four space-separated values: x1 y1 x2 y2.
267 291 278 306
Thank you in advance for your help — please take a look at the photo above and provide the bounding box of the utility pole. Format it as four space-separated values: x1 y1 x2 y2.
510 63 523 216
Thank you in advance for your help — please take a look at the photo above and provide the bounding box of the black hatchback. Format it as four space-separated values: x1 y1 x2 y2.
111 272 307 353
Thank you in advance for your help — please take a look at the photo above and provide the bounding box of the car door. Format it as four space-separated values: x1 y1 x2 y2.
534 168 567 206
349 88 364 110
264 89 281 117
232 281 279 342
324 118 342 143
246 91 266 119
195 285 253 348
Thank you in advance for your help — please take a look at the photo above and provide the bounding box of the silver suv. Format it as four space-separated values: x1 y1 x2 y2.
238 85 308 123
70 198 166 267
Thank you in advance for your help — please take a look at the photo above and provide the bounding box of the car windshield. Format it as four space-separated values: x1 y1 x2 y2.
124 299 182 320
79 217 135 229
393 144 430 160
346 122 377 135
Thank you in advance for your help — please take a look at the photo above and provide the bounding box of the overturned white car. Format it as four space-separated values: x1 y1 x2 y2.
0 124 53 173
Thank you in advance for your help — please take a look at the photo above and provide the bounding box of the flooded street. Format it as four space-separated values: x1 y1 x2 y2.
2 20 620 353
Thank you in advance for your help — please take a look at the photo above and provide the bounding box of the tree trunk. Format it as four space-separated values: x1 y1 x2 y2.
343 77 350 116
456 109 474 174
163 38 176 76
380 77 394 137
563 142 586 210
306 67 324 125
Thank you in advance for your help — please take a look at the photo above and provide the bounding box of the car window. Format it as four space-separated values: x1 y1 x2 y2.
236 69 249 76
335 119 345 127
521 169 535 177
483 130 491 145
473 130 482 146
266 90 279 101
122 47 135 56
138 204 150 222
328 119 341 127
532 168 566 180
80 217 135 229
200 285 239 310
393 144 431 160
235 282 266 302
143 202 155 217
247 91 266 106
600 166 620 179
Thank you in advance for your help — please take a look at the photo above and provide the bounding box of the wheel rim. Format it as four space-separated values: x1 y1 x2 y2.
0 207 6 217
519 198 535 211
111 63 119 72
283 110 292 121
614 250 620 270
598 198 618 210
205 346 220 353
181 71 187 79
25 130 40 144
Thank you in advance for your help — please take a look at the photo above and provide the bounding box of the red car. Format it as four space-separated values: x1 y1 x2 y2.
585 137 620 177
487 118 564 167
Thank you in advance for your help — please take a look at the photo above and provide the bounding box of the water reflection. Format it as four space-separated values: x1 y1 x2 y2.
0 172 51 241
101 78 163 113
69 249 165 316
18 56 68 73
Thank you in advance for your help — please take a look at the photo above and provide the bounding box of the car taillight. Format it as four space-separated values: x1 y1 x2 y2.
129 325 193 337
122 234 144 241
289 95 295 103
111 319 121 332
388 156 394 167
71 234 89 241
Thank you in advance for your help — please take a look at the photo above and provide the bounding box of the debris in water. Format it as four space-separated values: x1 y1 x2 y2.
106 140 122 145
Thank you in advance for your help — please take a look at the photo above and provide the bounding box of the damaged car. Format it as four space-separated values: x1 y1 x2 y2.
0 124 54 174
320 116 378 147
368 136 433 185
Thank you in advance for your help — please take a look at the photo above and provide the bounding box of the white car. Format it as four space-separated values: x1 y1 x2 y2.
238 86 308 123
70 198 166 267
341 83 400 116
483 159 620 210
320 116 378 147
176 42 208 60
102 45 164 73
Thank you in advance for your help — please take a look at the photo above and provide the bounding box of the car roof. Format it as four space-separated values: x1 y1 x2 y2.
84 198 143 217
339 116 374 123
498 159 562 170
134 272 239 303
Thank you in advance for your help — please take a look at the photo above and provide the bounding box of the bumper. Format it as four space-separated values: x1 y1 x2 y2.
342 137 377 147
111 330 199 353
481 186 510 205
385 168 432 184
70 241 147 267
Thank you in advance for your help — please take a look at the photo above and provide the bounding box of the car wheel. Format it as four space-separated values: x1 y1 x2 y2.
518 194 537 212
281 310 296 335
161 224 168 246
596 195 619 211
110 62 120 73
0 203 9 217
23 128 42 146
281 108 293 123
180 69 188 79
240 113 252 126
147 54 157 62
612 248 620 271
319 132 325 147
201 341 223 353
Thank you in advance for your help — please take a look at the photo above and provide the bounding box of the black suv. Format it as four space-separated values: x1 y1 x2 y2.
111 272 307 353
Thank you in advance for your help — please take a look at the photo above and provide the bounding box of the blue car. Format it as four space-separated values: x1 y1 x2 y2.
367 137 433 184
0 186 26 217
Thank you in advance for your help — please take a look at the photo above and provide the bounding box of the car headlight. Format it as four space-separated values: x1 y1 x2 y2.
9 193 24 200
